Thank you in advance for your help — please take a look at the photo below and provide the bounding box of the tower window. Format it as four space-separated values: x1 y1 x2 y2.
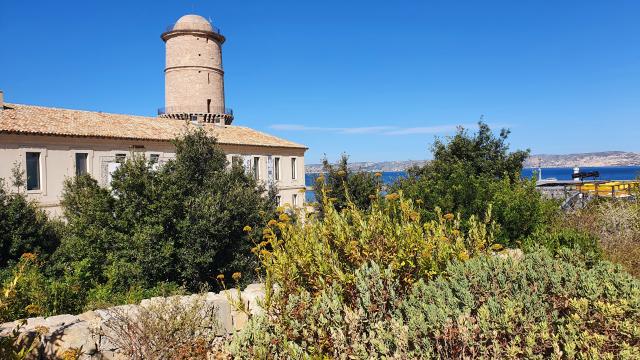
207 73 210 84
26 152 41 191
207 99 211 113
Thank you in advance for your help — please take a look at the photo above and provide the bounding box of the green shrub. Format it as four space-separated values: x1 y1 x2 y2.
55 128 275 296
0 176 60 268
313 154 380 215
230 252 640 359
392 122 557 244
489 177 559 245
523 226 602 265
256 190 495 305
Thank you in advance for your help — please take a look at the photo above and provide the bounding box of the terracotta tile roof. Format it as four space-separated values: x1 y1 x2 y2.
0 103 307 149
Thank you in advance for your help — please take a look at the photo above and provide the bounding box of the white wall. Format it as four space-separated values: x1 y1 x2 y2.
0 134 306 217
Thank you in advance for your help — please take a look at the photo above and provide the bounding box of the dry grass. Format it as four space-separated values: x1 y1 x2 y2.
101 295 223 360
568 199 640 276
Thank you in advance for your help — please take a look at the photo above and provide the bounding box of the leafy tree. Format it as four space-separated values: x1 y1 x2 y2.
314 154 380 215
393 122 554 244
55 129 275 296
0 166 60 268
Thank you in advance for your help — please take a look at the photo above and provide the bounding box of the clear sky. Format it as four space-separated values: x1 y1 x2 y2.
1 0 638 163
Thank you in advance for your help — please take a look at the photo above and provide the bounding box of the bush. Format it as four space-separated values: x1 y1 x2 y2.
313 154 380 216
54 129 275 298
489 177 559 245
0 175 60 268
523 226 602 265
230 252 640 358
392 122 556 244
567 200 640 276
256 190 495 304
102 295 219 359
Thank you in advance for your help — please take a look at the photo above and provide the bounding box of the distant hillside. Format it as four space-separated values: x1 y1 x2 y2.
525 151 640 168
305 160 428 173
305 151 640 174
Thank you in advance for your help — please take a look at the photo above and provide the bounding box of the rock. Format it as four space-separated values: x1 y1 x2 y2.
43 321 98 358
0 283 266 357
45 314 78 327
206 293 233 335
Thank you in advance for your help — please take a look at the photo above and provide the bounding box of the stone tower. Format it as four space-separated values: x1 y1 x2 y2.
160 14 233 124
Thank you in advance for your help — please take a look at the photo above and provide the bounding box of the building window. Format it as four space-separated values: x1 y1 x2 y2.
253 157 260 180
207 99 211 113
291 158 297 180
276 195 281 206
150 154 160 164
75 153 88 176
26 152 41 191
231 155 242 167
292 194 298 207
274 157 280 181
115 153 127 163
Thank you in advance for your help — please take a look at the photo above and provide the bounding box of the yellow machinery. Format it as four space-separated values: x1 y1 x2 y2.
576 181 640 198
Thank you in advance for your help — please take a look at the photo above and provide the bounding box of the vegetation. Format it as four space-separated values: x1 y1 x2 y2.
258 190 495 303
0 129 275 318
102 295 219 359
1 119 639 359
0 173 60 268
393 122 556 245
567 199 640 276
231 195 640 358
313 154 380 216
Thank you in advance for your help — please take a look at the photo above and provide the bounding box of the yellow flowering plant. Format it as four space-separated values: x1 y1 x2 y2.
257 185 495 305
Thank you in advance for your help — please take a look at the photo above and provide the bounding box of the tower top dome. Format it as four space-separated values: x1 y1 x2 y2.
173 14 213 32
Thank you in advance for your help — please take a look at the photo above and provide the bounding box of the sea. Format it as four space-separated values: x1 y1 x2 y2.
305 166 640 202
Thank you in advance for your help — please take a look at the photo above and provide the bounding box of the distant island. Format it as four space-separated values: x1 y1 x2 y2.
305 160 429 173
524 151 640 168
305 151 640 173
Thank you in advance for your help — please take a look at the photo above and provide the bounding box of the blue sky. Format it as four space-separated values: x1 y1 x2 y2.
1 0 639 163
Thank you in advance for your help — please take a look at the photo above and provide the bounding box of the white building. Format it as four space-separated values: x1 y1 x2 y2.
0 14 307 216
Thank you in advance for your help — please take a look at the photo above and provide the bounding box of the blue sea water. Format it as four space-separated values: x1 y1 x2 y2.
305 166 640 202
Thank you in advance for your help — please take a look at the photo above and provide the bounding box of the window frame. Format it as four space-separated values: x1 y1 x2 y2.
291 157 297 180
25 152 41 191
75 152 89 176
274 157 281 181
20 148 47 194
115 153 127 163
253 156 260 180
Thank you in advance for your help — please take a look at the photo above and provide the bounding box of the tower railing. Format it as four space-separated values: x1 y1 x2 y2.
157 106 233 116
164 23 221 34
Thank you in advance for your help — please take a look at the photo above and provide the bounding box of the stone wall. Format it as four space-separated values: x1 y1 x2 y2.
0 284 265 359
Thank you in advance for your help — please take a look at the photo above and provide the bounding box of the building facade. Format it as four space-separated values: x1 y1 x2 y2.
0 15 307 217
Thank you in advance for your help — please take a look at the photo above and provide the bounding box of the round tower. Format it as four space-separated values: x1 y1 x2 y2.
160 14 233 124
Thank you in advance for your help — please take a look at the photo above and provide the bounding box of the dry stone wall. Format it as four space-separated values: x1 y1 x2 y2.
0 283 265 359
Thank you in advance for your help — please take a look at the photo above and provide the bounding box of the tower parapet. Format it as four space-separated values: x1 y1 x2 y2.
161 15 233 124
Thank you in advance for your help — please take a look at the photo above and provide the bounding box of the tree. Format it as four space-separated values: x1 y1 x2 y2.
393 122 553 244
0 166 60 268
314 154 380 216
56 129 275 294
